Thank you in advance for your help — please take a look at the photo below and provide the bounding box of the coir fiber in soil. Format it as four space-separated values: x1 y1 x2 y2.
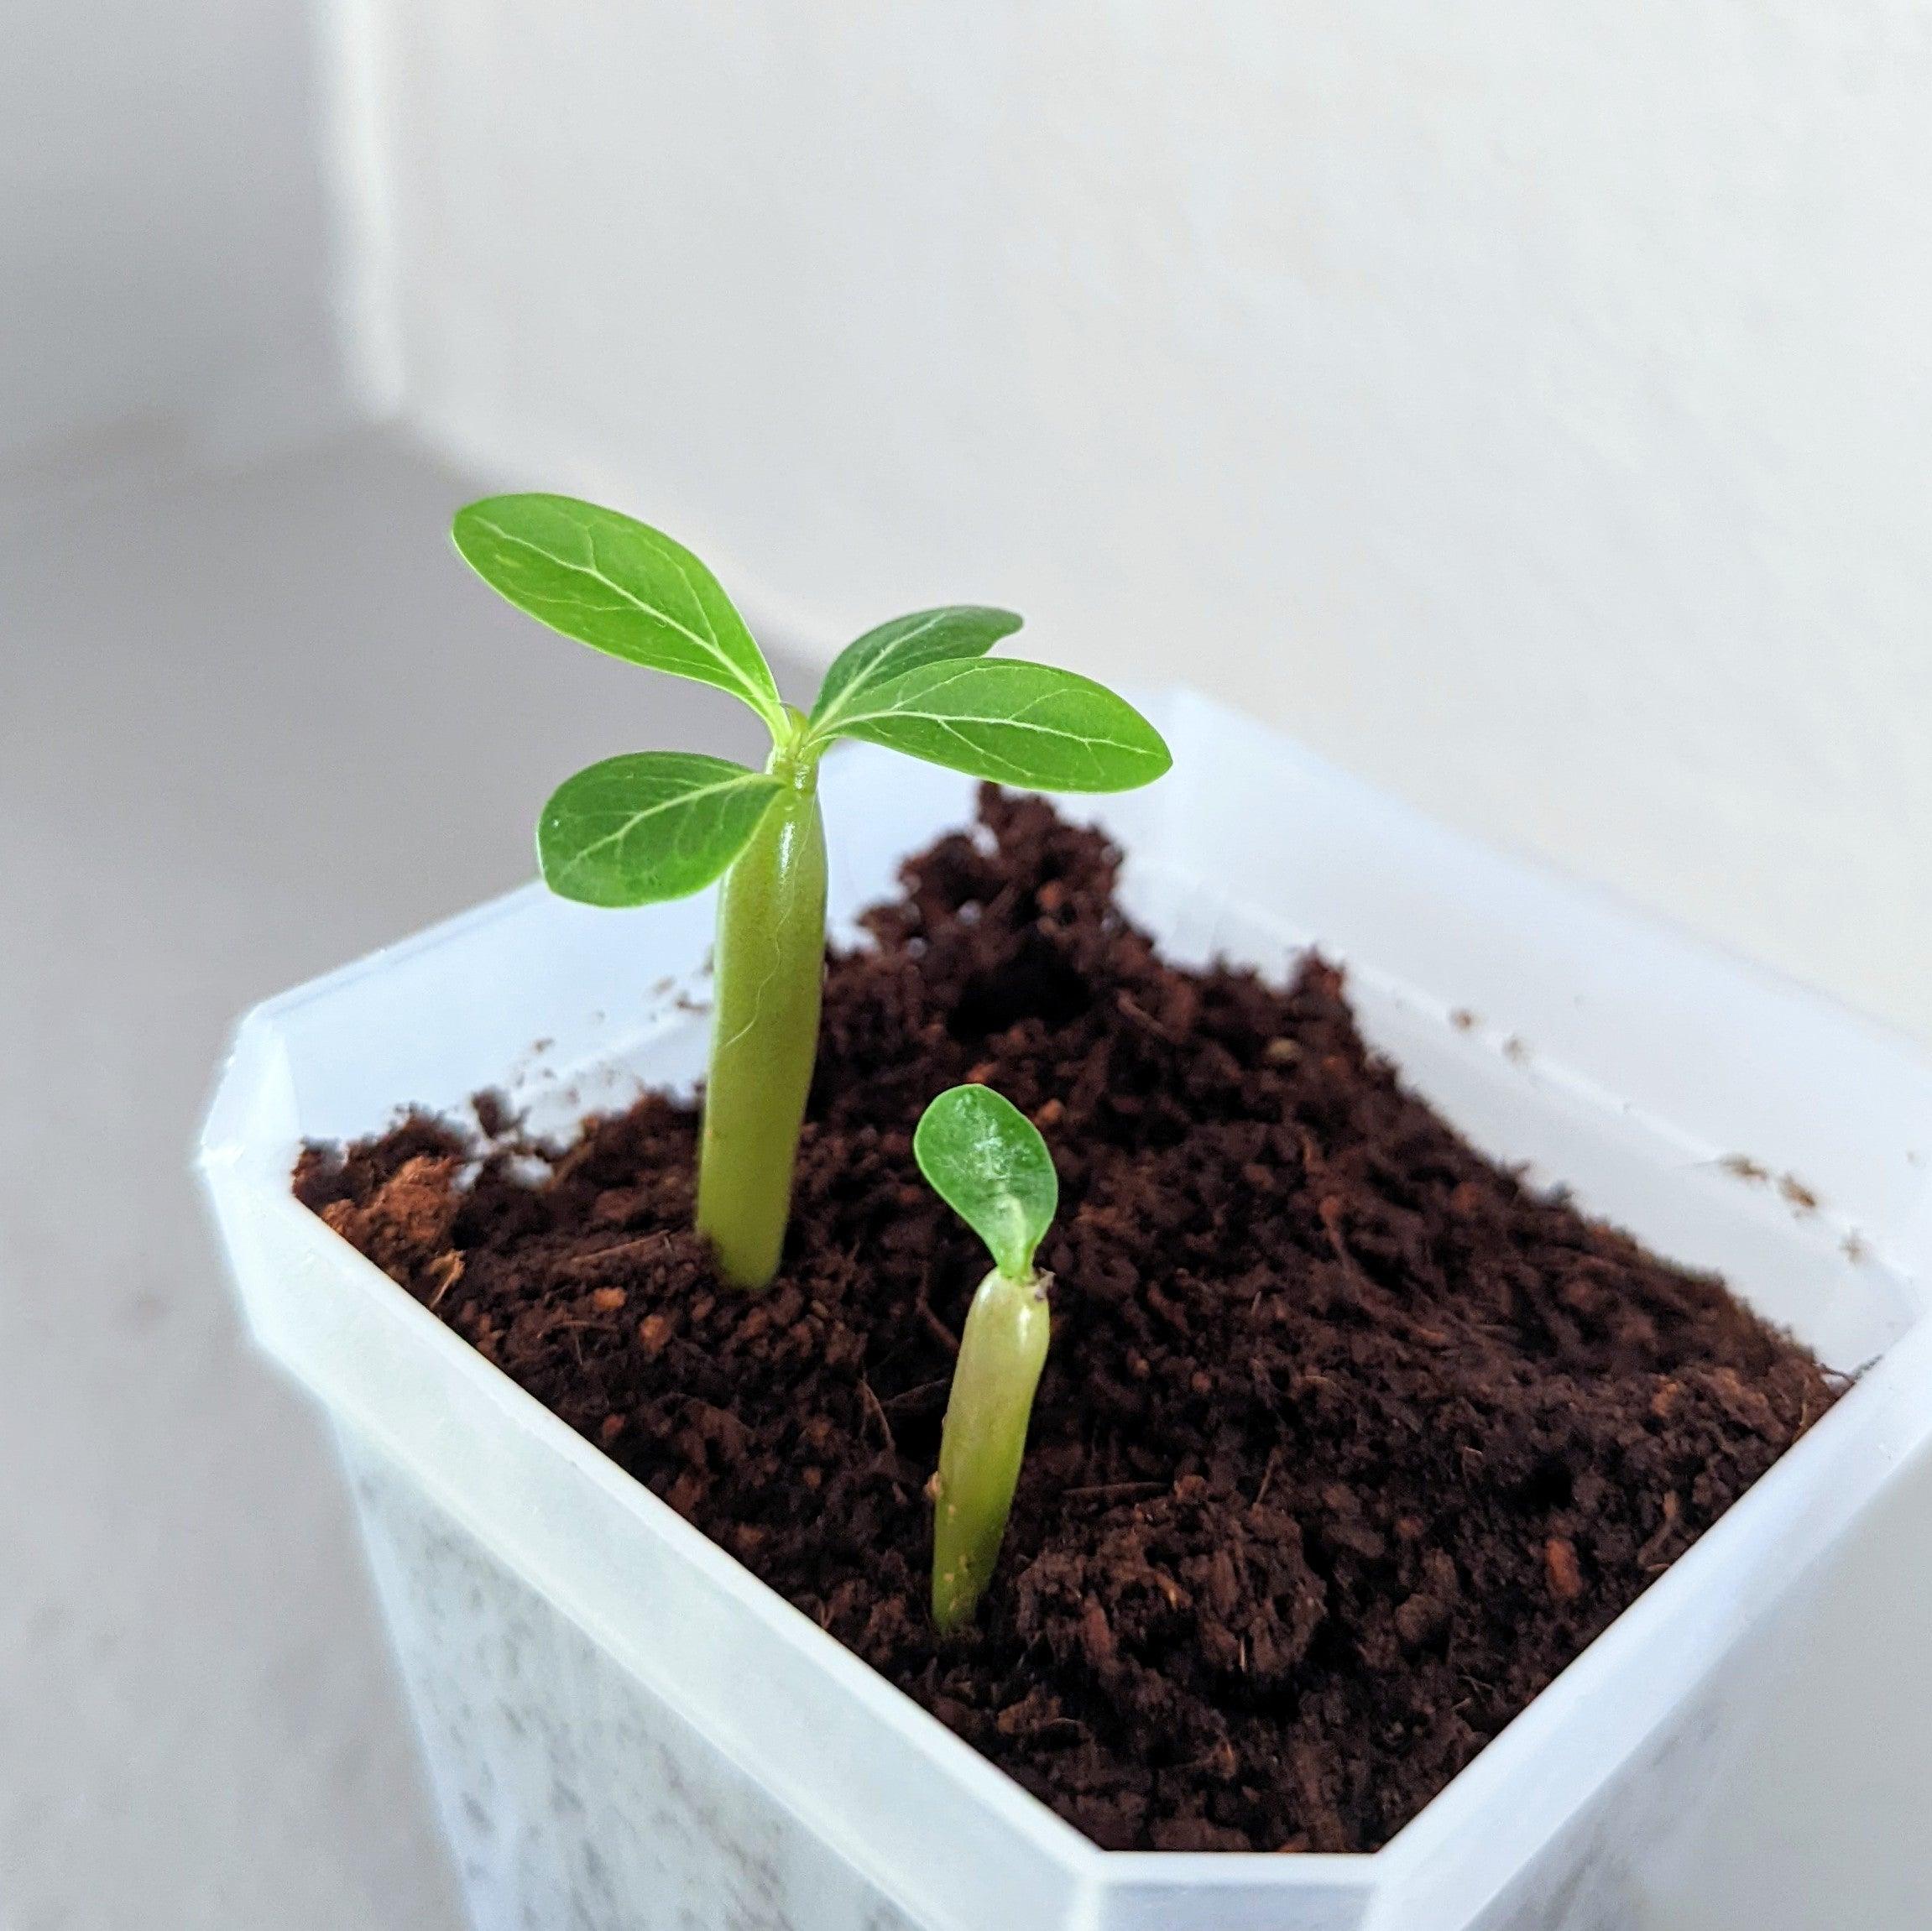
295 787 1841 1853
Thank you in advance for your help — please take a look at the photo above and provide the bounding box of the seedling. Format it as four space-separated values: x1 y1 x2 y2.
915 1084 1059 1633
452 494 1168 1288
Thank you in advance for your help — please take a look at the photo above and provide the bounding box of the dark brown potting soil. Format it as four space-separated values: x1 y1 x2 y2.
295 787 1840 1854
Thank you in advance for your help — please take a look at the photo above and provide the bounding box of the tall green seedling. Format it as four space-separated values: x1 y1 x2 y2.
452 495 1168 1288
915 1083 1061 1633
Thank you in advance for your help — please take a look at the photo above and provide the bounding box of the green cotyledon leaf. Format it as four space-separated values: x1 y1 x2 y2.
810 606 1023 733
536 752 784 907
453 495 786 730
914 1083 1059 1281
822 657 1171 793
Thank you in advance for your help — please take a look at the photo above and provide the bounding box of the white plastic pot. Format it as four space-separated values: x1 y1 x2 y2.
200 691 1932 1931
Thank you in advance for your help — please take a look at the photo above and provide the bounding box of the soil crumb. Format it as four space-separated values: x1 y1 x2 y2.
296 787 1840 1853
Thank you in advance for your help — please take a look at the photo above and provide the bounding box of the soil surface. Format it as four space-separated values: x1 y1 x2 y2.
296 788 1841 1853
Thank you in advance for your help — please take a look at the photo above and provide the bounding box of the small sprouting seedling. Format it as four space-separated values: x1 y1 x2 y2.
452 493 1169 1290
916 1083 1060 1633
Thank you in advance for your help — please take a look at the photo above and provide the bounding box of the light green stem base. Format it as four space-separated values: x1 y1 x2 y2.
932 1265 1052 1632
695 744 827 1289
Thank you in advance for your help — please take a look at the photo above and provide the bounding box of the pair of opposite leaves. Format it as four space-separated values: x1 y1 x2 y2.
452 493 1172 910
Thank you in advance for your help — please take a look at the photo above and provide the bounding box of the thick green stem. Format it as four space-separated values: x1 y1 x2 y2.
695 733 827 1288
932 1264 1052 1632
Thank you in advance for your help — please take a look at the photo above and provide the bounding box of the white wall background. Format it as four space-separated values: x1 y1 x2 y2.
340 0 1932 1039
0 0 342 476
